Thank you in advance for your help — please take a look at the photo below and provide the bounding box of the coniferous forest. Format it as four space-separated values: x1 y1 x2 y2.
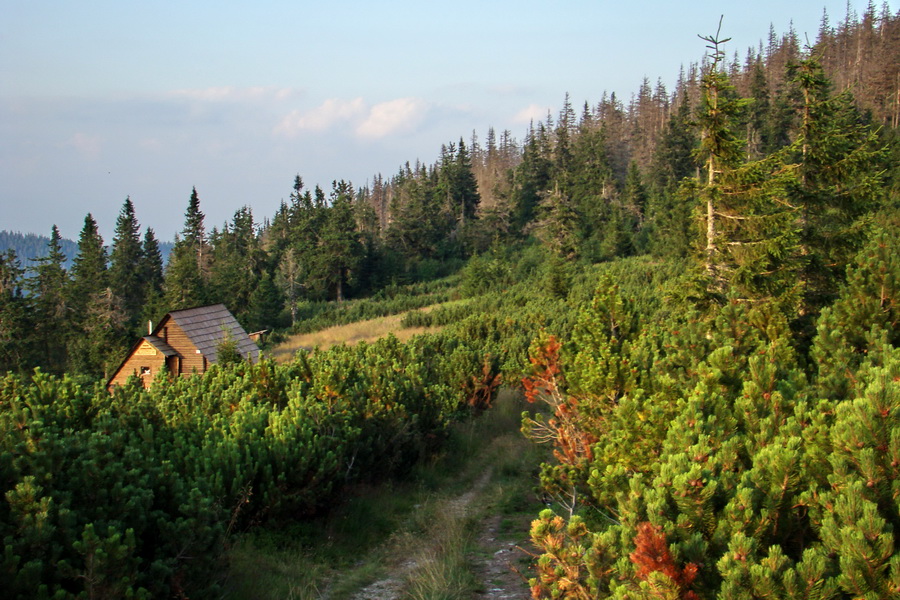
4 6 900 598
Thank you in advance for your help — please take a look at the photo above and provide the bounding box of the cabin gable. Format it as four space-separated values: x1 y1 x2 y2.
107 337 177 389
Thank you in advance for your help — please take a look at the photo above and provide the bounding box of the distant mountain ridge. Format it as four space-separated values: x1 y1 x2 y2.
0 229 172 270
0 230 79 269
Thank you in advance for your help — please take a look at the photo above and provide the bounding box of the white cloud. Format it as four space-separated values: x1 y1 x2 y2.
275 98 367 136
356 98 427 139
513 103 551 124
274 97 428 140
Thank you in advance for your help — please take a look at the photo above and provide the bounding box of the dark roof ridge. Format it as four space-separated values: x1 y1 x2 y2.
165 304 259 364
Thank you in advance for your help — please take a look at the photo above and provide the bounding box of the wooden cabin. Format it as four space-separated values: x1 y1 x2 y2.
107 304 260 391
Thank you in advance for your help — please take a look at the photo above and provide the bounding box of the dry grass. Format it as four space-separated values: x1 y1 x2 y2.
268 312 438 363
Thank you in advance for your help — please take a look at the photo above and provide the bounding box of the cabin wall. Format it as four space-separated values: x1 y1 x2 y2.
107 342 168 389
163 320 206 375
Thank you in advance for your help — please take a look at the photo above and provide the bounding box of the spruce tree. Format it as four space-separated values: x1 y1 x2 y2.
247 272 283 333
552 93 576 187
646 94 696 259
183 187 205 250
313 181 363 302
140 228 164 299
0 250 34 372
26 225 70 371
537 183 579 261
650 92 696 190
434 139 481 234
511 123 552 234
208 206 262 321
622 161 648 226
789 57 886 310
69 213 109 315
139 228 166 331
68 287 128 378
689 24 802 304
567 118 620 260
386 165 450 264
695 23 746 288
67 214 129 377
165 188 209 309
453 138 481 228
108 198 144 330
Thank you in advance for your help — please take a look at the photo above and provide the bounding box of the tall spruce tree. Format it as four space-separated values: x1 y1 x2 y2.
69 287 129 378
622 161 648 226
140 228 164 299
108 197 144 331
139 228 166 330
165 188 209 309
745 55 772 159
567 116 619 259
537 183 580 261
789 56 887 310
689 23 801 303
695 24 746 288
69 213 109 315
275 247 303 325
183 186 206 258
26 225 70 371
67 214 126 377
552 94 577 188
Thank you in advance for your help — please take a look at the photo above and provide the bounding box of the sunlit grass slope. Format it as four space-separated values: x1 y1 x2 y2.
267 300 470 362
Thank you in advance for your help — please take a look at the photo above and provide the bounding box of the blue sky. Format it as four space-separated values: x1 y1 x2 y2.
0 0 880 243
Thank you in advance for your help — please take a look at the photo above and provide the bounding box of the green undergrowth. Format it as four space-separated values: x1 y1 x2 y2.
224 389 546 600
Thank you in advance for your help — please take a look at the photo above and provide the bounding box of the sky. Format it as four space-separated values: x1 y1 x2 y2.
0 0 883 244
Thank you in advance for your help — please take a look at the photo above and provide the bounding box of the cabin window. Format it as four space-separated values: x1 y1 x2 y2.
162 327 168 342
140 366 151 376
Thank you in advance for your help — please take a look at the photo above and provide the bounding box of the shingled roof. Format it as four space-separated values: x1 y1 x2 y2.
143 335 178 357
167 304 260 364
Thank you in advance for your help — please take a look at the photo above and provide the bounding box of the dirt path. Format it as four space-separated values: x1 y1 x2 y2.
344 468 534 600
345 566 410 600
470 511 533 600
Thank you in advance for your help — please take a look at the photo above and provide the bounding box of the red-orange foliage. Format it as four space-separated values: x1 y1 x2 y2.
468 355 502 412
521 335 597 465
523 335 563 404
630 522 699 600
